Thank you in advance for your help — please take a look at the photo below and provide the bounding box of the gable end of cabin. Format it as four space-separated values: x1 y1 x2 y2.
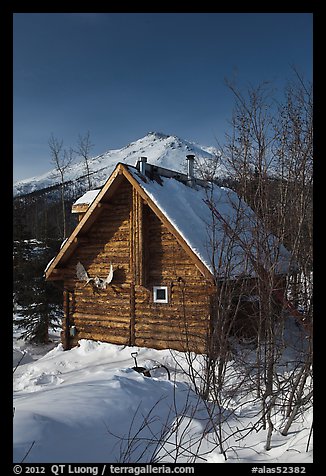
55 172 214 353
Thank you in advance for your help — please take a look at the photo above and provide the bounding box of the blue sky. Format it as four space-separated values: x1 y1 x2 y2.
13 12 313 182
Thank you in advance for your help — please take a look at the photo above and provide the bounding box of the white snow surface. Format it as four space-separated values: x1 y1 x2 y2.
73 189 101 206
13 132 224 196
13 335 313 464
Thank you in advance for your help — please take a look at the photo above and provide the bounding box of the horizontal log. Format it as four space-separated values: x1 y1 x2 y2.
72 312 131 323
75 251 130 261
73 305 130 315
97 215 130 225
84 235 129 245
73 302 131 310
136 327 207 339
135 319 208 329
87 226 130 234
89 217 130 228
72 313 129 322
74 323 130 332
147 271 204 281
135 301 180 310
169 293 211 302
135 327 208 337
134 307 209 318
74 307 129 315
135 336 191 347
136 322 207 340
76 242 130 251
89 219 130 230
86 233 130 242
73 288 130 297
135 305 208 315
164 264 203 272
135 337 206 354
74 321 130 332
75 323 129 335
72 313 130 322
72 298 125 308
135 309 208 318
71 332 129 346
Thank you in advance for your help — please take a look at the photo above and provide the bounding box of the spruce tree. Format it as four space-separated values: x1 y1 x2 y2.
13 240 62 344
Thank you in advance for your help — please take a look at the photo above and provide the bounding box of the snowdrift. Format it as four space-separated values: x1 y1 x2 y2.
13 339 313 464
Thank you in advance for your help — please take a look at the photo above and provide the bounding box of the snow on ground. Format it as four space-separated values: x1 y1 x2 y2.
13 320 61 370
13 334 313 464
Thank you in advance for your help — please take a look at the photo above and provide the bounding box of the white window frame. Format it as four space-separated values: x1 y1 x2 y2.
153 286 169 304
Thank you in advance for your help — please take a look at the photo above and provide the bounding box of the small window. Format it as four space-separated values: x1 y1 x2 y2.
153 286 168 303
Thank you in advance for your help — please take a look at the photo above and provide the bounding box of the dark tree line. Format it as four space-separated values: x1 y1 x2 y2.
13 187 81 243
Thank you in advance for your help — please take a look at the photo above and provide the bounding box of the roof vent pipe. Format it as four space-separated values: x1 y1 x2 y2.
186 154 195 187
139 156 147 176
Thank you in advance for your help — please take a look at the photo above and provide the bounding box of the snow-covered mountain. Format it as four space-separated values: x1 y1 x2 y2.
13 132 225 197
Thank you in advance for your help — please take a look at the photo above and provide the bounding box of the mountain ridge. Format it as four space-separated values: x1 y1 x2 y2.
13 132 225 197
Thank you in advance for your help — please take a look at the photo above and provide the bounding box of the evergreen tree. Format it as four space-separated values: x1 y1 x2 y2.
13 240 63 344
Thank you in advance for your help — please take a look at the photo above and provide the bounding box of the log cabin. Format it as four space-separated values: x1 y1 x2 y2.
45 156 292 353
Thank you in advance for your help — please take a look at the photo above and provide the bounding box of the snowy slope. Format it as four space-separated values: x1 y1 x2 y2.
13 337 313 464
13 132 225 197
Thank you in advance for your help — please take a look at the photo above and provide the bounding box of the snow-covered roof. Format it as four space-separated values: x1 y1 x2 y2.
73 189 101 206
46 162 292 281
126 166 292 278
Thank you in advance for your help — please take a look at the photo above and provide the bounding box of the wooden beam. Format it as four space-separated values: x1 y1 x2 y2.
131 188 145 286
138 192 144 286
63 289 70 350
71 204 89 214
122 167 214 283
130 284 135 346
